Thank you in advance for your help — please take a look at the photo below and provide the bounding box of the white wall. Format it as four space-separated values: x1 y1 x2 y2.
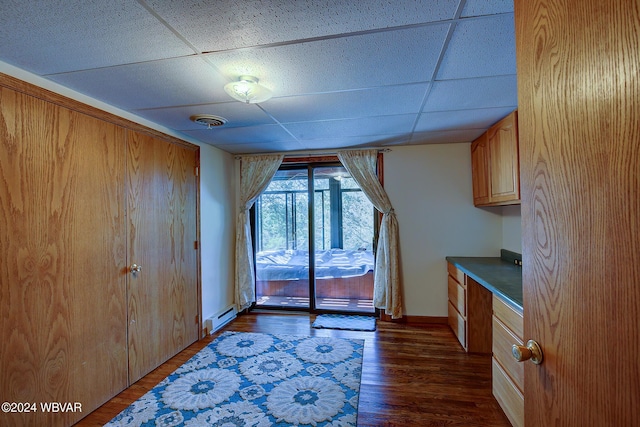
501 205 522 253
384 144 504 317
198 144 236 322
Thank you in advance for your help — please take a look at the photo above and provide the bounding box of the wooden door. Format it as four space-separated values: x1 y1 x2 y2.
487 112 519 203
126 130 199 383
516 0 640 425
471 133 490 206
0 87 128 426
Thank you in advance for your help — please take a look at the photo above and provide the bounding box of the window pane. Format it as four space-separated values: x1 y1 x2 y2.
258 193 286 251
340 176 360 189
294 192 308 250
255 168 309 310
314 189 331 251
342 191 374 250
314 178 329 190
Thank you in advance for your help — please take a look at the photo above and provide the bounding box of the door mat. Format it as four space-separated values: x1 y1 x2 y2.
312 314 377 331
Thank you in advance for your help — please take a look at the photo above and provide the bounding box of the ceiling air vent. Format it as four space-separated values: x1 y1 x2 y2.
191 114 228 128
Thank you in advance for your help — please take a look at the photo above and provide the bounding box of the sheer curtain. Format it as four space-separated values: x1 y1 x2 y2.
235 154 284 311
338 150 402 319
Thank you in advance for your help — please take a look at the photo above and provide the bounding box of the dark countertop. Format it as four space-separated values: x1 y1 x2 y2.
445 256 523 311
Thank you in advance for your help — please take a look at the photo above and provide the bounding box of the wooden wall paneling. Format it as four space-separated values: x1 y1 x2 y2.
0 73 195 151
0 87 128 426
126 130 199 384
516 0 640 425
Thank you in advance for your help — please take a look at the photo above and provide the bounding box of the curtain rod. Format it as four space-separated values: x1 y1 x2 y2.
234 147 391 160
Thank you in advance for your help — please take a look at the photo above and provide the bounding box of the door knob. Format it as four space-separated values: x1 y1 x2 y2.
512 340 543 365
130 264 142 274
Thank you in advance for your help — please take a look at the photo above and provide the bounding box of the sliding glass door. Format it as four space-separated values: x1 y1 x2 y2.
312 166 375 312
254 168 310 309
254 163 375 314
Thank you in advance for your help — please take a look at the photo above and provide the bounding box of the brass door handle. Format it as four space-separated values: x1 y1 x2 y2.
130 264 142 274
512 340 543 365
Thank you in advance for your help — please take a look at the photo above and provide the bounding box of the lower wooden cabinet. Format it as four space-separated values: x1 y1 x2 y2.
492 295 524 427
448 300 466 347
446 262 524 426
492 359 524 427
447 263 492 353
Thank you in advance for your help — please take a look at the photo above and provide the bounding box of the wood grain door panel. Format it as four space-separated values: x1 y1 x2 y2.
0 87 128 426
516 0 640 424
126 130 198 384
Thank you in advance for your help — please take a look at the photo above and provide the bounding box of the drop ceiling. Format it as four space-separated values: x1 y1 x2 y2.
0 0 517 154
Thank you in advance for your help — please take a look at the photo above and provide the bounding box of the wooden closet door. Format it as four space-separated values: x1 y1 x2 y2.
126 130 199 383
0 87 128 427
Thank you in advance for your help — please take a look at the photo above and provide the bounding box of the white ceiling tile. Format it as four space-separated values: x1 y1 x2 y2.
135 102 276 131
0 1 193 74
283 115 417 140
184 123 296 145
409 129 486 144
210 141 304 155
0 1 520 154
423 76 518 111
461 0 514 17
264 84 428 123
415 107 515 132
437 14 515 80
297 135 410 151
205 24 450 96
148 0 460 52
215 141 302 154
47 57 228 110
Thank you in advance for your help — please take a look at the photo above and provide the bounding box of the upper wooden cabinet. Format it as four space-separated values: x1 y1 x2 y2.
471 132 491 205
471 111 520 206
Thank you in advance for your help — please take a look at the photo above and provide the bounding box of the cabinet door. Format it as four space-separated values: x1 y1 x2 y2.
126 130 199 383
487 112 520 203
0 88 128 427
471 133 491 206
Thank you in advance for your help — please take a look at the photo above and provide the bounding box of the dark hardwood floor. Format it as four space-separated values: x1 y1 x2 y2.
256 295 375 312
75 312 511 427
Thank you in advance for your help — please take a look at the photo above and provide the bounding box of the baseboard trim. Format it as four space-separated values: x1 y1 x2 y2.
380 314 448 324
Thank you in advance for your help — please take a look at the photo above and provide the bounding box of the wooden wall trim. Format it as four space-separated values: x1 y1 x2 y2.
0 72 198 151
283 155 340 164
380 314 448 324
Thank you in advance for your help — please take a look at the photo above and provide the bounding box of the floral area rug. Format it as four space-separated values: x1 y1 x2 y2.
105 331 364 426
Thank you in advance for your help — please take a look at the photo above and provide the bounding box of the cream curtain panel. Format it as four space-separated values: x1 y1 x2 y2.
337 150 402 319
235 154 284 311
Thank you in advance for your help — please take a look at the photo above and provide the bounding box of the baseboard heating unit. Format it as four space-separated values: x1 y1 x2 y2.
204 305 237 334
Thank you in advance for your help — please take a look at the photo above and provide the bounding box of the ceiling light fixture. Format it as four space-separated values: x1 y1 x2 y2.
224 75 272 104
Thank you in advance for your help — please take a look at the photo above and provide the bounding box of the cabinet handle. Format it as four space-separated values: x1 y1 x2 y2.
512 340 543 365
130 264 142 274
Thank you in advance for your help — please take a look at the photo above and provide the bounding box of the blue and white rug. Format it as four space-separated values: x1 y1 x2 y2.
106 331 363 426
312 314 376 332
